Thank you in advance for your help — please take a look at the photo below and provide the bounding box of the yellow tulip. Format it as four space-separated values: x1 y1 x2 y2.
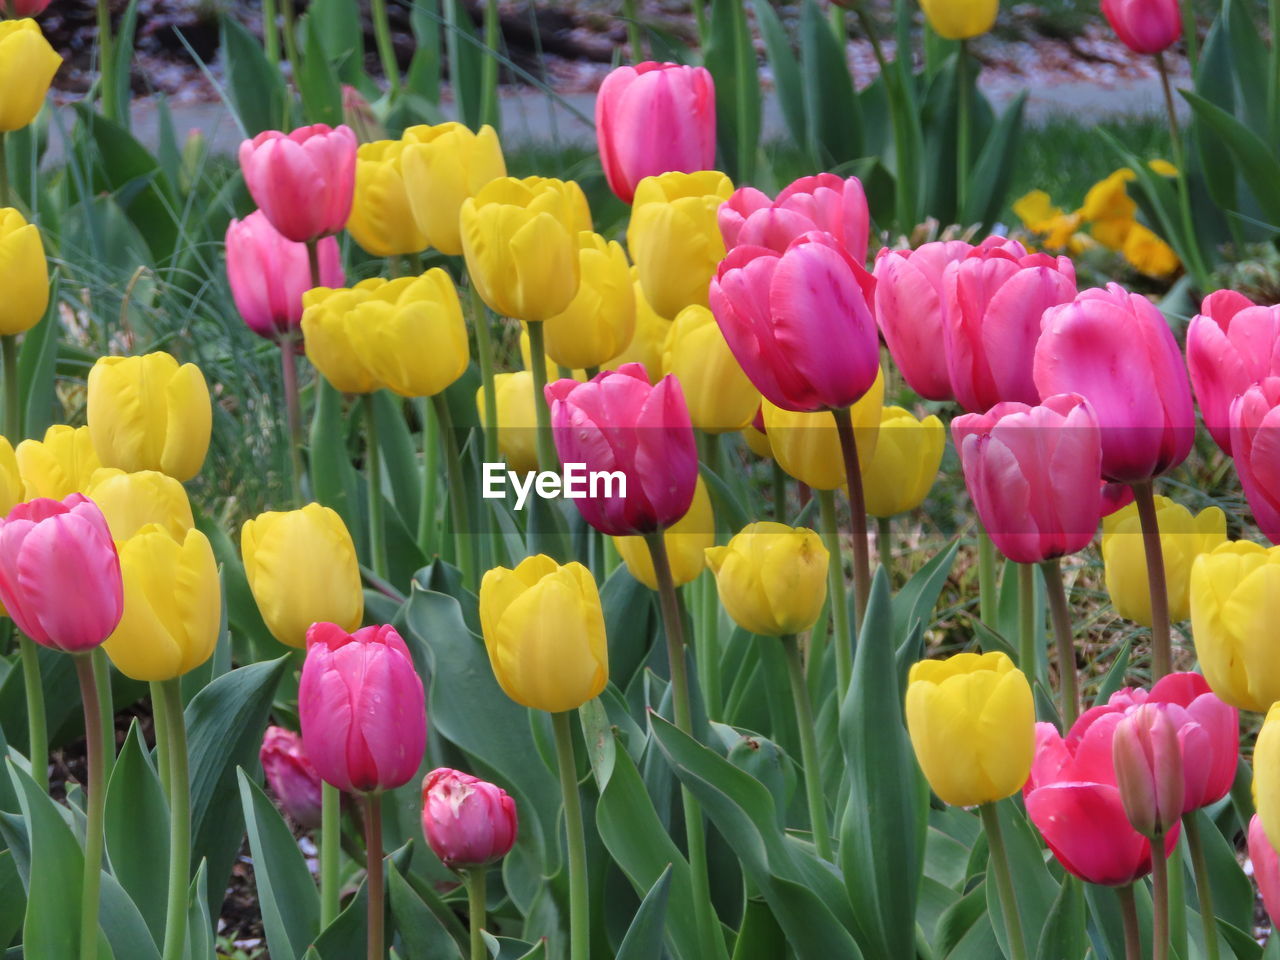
1102 496 1226 626
401 122 507 256
0 20 61 133
478 372 540 474
479 554 608 713
704 521 828 636
84 467 193 541
862 406 945 517
0 208 49 335
1254 703 1280 851
346 139 430 257
918 0 997 39
742 421 772 460
761 368 884 490
606 268 672 382
661 305 759 434
460 176 591 322
0 435 21 516
627 170 733 320
241 503 364 649
16 424 101 499
301 285 383 394
102 525 220 681
1189 541 1280 712
905 651 1035 807
87 352 212 482
613 476 714 590
543 233 636 370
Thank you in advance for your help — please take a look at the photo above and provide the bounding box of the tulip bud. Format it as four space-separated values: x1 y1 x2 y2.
346 140 430 257
1230 378 1280 542
479 555 608 713
1249 815 1280 929
401 122 507 256
705 522 828 636
84 468 194 541
299 622 427 793
341 85 385 144
1112 704 1184 839
543 233 636 370
1102 0 1181 53
0 435 22 517
422 768 519 868
919 0 999 39
0 19 60 133
478 372 540 475
1186 289 1272 454
16 424 101 500
238 124 358 243
613 476 714 590
863 406 944 519
87 352 212 482
661 305 759 434
761 368 884 490
260 726 324 829
0 207 49 335
606 269 672 381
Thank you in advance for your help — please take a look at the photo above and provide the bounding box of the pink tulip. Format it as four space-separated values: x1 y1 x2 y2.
1186 289 1280 453
1112 704 1184 838
708 232 879 412
546 363 698 536
951 394 1104 563
225 211 344 343
0 495 123 653
720 176 870 264
9 0 52 14
595 62 715 205
422 768 518 869
718 187 773 249
237 124 357 243
259 726 324 828
1101 0 1181 54
298 622 426 794
943 236 1077 413
1249 816 1280 928
1229 378 1280 542
1034 283 1196 483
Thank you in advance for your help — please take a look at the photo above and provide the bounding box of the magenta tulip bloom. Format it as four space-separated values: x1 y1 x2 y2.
0 495 123 653
1250 816 1280 928
718 186 772 249
10 0 52 14
238 124 357 243
943 236 1077 413
1112 704 1184 838
298 622 426 794
708 232 879 412
1034 283 1196 483
422 767 518 869
720 175 870 264
595 62 715 204
1186 289 1280 453
1230 378 1280 542
545 363 698 536
951 394 1103 563
259 726 324 828
225 211 344 343
1101 0 1181 54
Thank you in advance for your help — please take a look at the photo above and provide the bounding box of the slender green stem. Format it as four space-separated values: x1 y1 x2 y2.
431 393 476 588
75 654 106 960
551 711 589 960
1155 52 1211 292
280 0 300 70
1184 815 1219 960
1017 563 1036 680
262 0 280 66
0 132 9 209
1118 884 1142 960
770 461 786 520
465 868 487 960
91 650 114 779
624 0 644 59
956 40 972 223
96 0 118 122
817 490 851 696
977 524 997 625
584 366 600 379
16 635 46 791
698 575 721 721
149 681 172 798
876 516 892 577
978 802 1029 960
829 6 845 42
160 680 190 960
781 635 831 860
418 397 441 556
480 0 501 127
1040 560 1080 730
469 284 499 466
831 408 870 636
525 322 559 470
690 0 706 45
1131 480 1172 680
370 0 402 92
363 395 388 580
3 333 21 442
855 8 917 234
699 432 721 479
320 783 341 927
364 793 385 960
1178 0 1198 74
1152 830 1171 960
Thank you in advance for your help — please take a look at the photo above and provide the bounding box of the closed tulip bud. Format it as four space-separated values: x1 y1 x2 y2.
238 124 358 243
1112 704 1184 839
241 503 364 649
479 555 608 713
717 186 771 249
0 494 123 652
87 352 212 482
401 123 507 256
613 476 714 590
299 622 427 793
1249 815 1280 929
102 525 220 681
543 233 636 370
629 170 734 320
710 232 879 413
952 394 1104 563
84 468 193 541
422 768 518 868
863 407 944 518
461 176 590 323
720 175 870 264
661 305 759 434
1102 496 1225 626
0 208 49 334
260 726 324 829
16 424 101 500
704 522 828 636
1229 378 1280 542
341 85 384 144
761 368 884 490
0 436 21 517
905 651 1035 807
300 285 384 394
919 0 998 38
346 139 429 257
0 20 60 132
1034 284 1195 483
596 62 716 204
479 372 540 475
546 364 698 536
225 210 344 342
1186 289 1272 453
1102 0 1181 53
607 269 672 381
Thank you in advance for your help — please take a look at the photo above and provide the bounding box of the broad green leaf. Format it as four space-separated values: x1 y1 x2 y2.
964 91 1026 230
798 0 860 166
0 851 25 949
705 0 762 181
753 0 806 147
187 860 217 960
219 14 287 135
310 0 364 62
310 380 364 553
731 896 787 959
1181 91 1280 228
892 539 960 646
445 0 484 130
17 248 60 441
373 391 422 535
1034 876 1087 960
299 13 345 126
104 721 169 946
615 864 673 960
984 799 1059 959
1222 0 1270 136
111 0 141 133
1187 808 1253 934
387 863 466 960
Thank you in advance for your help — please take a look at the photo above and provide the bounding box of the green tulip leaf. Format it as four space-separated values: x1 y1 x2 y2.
615 864 674 960
387 863 466 960
218 13 287 136
104 720 169 946
1033 875 1087 960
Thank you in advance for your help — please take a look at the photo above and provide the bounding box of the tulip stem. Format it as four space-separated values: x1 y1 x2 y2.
418 396 441 557
469 284 500 466
551 711 589 960
817 490 851 696
320 783 341 927
74 653 106 960
96 0 118 122
279 336 306 507
3 332 21 442
1154 52 1211 293
623 0 644 59
525 322 559 471
876 516 892 578
279 0 300 69
782 634 831 860
832 406 871 637
431 392 477 588
1130 480 1173 680
1183 814 1221 960
363 395 388 580
1152 830 1171 960
465 868 487 960
362 793 385 960
1040 559 1080 730
977 524 997 625
771 461 787 521
92 650 115 779
262 0 279 66
480 0 501 127
697 575 721 721
160 679 190 960
1017 563 1037 681
1118 884 1142 960
149 681 171 798
17 633 47 791
956 40 972 224
370 0 401 93
978 802 1029 960
0 132 9 209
